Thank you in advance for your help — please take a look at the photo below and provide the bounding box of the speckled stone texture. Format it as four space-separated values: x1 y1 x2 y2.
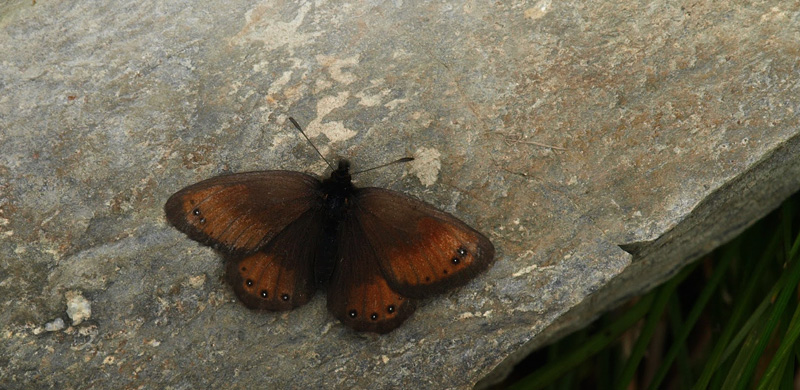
1 1 798 388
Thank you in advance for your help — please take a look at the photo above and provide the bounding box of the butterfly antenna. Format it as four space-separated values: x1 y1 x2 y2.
352 157 415 175
288 117 334 171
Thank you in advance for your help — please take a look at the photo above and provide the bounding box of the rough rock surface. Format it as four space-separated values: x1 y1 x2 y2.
1 1 798 388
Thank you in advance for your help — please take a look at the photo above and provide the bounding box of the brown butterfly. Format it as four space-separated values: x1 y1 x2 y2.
164 118 494 333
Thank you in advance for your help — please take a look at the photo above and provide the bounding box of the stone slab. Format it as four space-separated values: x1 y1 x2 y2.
1 1 798 388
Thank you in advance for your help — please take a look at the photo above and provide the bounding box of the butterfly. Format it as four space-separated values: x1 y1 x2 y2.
164 118 494 333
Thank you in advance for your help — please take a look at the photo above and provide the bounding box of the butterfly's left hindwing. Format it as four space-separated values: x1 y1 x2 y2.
225 208 327 311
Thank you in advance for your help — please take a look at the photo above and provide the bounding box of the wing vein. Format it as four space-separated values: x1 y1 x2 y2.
216 210 248 245
185 186 230 218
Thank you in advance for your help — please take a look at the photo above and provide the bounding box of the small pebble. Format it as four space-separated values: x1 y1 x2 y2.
44 318 65 332
66 291 91 325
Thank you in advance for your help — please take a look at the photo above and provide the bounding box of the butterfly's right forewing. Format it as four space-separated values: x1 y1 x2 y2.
164 171 321 255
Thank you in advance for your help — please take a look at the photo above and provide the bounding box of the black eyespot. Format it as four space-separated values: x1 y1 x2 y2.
260 290 268 298
245 279 254 287
370 313 378 320
443 269 448 274
349 310 357 318
451 257 460 265
387 305 395 313
281 294 289 301
199 218 206 224
192 208 201 215
425 276 431 282
240 266 247 272
457 247 467 256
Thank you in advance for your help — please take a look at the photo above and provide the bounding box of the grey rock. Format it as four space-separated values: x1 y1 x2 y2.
1 0 798 389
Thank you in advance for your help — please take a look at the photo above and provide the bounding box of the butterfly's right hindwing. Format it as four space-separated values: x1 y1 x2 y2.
327 213 417 333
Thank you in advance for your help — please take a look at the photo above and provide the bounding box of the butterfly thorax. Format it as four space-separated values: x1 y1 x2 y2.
320 160 355 221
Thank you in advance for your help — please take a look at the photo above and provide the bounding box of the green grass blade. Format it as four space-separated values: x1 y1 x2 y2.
730 229 800 389
647 249 734 390
507 290 659 390
613 263 697 389
756 230 800 389
666 295 693 389
693 233 780 389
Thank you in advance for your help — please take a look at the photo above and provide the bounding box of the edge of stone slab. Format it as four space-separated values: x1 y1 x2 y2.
476 131 800 388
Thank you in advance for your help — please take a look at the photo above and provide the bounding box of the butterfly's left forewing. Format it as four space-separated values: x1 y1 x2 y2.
164 171 320 254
